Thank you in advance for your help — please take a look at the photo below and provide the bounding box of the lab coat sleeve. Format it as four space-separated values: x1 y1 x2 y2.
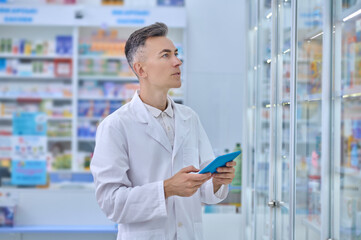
195 115 229 204
90 117 167 224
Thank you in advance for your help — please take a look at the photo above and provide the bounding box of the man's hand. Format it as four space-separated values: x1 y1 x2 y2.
164 166 212 198
212 161 236 193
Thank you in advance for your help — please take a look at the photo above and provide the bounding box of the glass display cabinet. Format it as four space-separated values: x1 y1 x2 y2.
242 0 361 240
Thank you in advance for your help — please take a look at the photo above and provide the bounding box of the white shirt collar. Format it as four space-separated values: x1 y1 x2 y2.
143 97 174 118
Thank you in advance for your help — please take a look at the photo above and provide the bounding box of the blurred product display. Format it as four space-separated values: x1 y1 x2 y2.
0 5 185 178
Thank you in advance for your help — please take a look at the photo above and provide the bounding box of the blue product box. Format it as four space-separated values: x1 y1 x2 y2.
110 100 122 114
353 120 361 139
56 36 73 55
50 172 94 183
89 125 96 138
94 100 106 117
78 100 90 117
356 19 361 42
103 82 116 98
0 58 5 72
19 39 25 54
64 36 73 55
0 206 15 227
56 36 63 55
77 124 83 137
157 0 184 6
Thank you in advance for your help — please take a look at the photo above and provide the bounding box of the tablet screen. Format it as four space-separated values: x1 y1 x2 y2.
198 150 241 174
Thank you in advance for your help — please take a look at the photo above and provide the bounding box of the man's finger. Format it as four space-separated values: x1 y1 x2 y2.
182 165 199 173
192 175 212 184
188 172 211 181
226 161 236 167
216 167 235 173
213 173 234 179
192 180 208 189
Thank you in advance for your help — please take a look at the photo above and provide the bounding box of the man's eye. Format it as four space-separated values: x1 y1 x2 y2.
175 53 179 57
162 53 169 58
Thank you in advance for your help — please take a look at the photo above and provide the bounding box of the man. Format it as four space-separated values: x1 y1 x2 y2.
90 22 236 240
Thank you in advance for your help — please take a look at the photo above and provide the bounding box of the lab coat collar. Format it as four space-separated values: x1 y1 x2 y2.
129 91 191 122
168 96 191 121
129 91 191 156
130 91 172 153
143 97 174 118
129 91 151 124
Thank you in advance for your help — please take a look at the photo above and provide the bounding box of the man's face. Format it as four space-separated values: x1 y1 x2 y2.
140 36 182 90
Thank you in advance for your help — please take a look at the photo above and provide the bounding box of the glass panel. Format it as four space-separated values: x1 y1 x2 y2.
244 0 258 239
333 1 361 240
275 1 292 239
295 1 323 239
254 0 272 239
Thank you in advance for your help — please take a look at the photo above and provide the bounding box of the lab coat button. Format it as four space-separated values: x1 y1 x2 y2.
177 222 183 227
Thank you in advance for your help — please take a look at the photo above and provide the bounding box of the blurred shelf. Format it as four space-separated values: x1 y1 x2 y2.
295 141 316 144
0 53 72 59
77 96 182 102
341 2 361 21
298 58 311 63
282 58 310 63
340 227 361 237
0 116 72 121
48 116 73 121
297 119 319 124
342 92 361 99
298 93 322 102
340 86 361 99
49 171 93 183
302 218 321 233
262 140 316 145
78 55 184 62
254 189 269 198
281 98 290 104
47 137 72 142
78 55 126 60
0 116 12 121
78 116 103 121
78 96 125 101
0 96 72 101
0 225 117 233
78 137 95 142
336 166 361 180
304 27 324 41
78 75 138 82
0 75 71 80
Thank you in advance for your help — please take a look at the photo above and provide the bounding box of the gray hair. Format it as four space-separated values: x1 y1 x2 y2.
125 22 168 73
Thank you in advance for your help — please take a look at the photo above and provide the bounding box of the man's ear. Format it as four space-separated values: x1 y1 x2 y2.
133 62 147 78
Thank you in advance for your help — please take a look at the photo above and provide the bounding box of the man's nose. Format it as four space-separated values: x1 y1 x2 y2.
173 56 182 67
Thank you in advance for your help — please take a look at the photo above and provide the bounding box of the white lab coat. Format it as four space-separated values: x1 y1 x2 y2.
90 92 228 240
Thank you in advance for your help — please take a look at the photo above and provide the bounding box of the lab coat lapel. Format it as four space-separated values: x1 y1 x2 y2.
172 104 190 160
145 118 173 154
130 92 173 154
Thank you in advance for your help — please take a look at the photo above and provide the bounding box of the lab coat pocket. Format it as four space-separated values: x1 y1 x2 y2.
121 229 166 240
183 147 199 169
194 222 204 240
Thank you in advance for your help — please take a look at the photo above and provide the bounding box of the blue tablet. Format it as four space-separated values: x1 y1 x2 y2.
198 150 241 174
